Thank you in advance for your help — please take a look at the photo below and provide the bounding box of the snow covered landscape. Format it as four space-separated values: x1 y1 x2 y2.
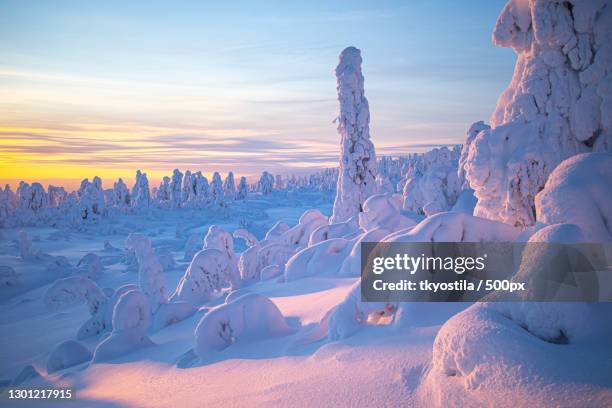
1 0 612 407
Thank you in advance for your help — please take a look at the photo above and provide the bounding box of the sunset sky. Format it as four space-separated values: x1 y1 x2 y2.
0 0 514 190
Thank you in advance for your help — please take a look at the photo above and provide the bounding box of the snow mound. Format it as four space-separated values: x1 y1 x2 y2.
193 293 294 360
385 211 521 243
463 0 612 227
535 152 612 241
172 249 229 305
425 301 612 401
240 243 295 282
204 225 241 289
328 212 520 339
152 301 197 330
327 281 396 340
335 193 417 277
359 193 415 232
426 152 612 402
260 264 283 281
46 340 92 373
44 276 110 339
490 302 612 344
281 209 328 249
76 253 104 280
284 238 355 281
237 209 327 281
92 289 154 363
309 215 359 246
337 228 395 277
103 284 139 328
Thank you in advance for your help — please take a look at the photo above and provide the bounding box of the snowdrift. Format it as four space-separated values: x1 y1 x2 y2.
194 293 294 360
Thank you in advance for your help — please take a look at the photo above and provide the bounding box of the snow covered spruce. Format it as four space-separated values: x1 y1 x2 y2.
462 0 612 227
331 46 378 223
0 167 264 228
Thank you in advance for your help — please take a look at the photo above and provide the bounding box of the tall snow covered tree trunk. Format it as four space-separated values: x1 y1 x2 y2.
463 0 612 227
331 46 377 223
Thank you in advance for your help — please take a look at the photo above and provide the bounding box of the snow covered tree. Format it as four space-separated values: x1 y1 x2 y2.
375 175 394 195
274 174 283 190
77 179 89 198
236 176 248 200
402 146 462 216
258 171 274 194
194 293 293 359
204 225 241 289
44 276 110 339
210 171 224 204
47 185 67 208
171 248 229 305
92 289 154 363
0 184 16 225
156 176 171 205
170 169 183 208
193 172 209 204
76 253 104 280
131 170 151 209
330 46 377 223
181 170 192 204
223 172 236 200
463 0 612 227
17 181 48 212
77 177 106 220
126 233 168 313
112 179 131 209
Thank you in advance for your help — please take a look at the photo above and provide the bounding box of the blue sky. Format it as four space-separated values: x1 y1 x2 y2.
0 0 515 188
